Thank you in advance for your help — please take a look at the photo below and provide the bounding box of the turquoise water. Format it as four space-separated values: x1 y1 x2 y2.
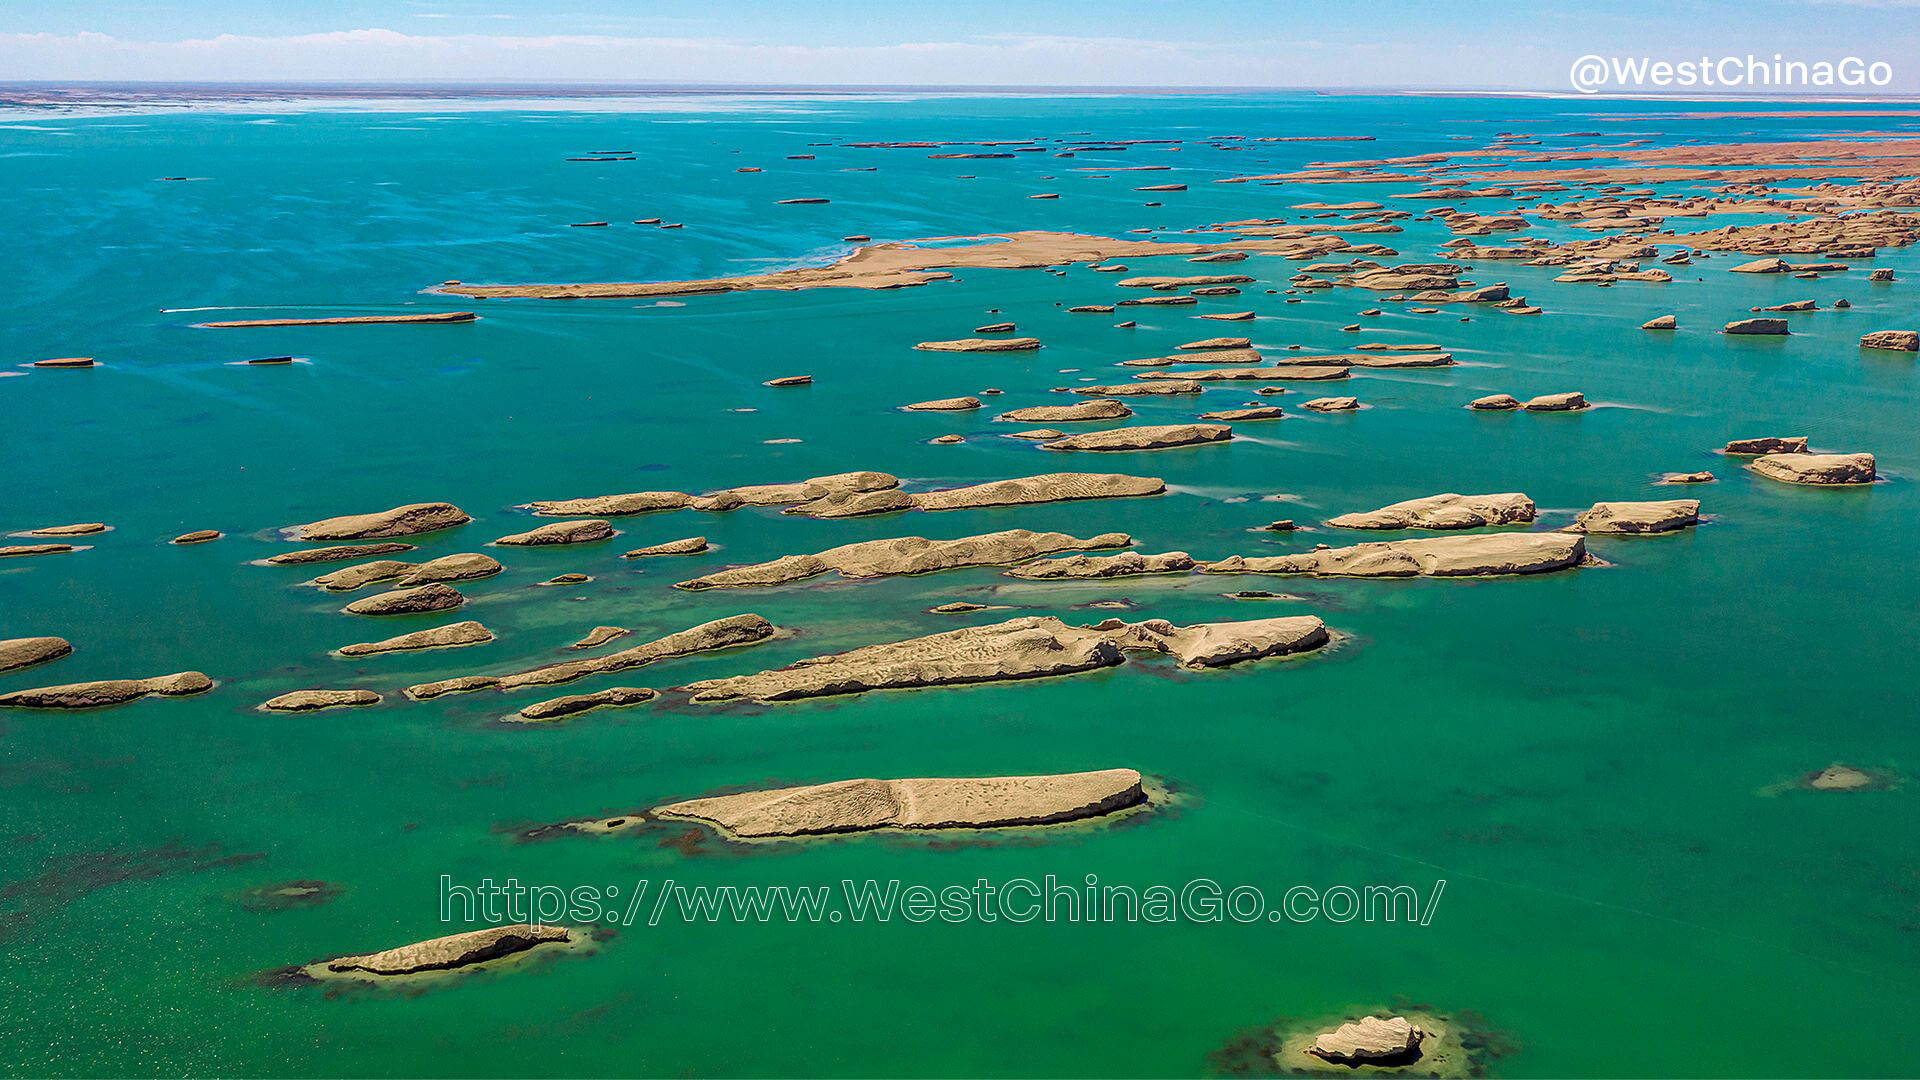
3 91 1919 1077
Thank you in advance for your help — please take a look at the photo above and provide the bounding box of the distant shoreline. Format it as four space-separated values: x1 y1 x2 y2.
7 80 1920 111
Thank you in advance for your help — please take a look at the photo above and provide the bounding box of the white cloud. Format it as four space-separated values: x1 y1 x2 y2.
1 27 1913 90
0 28 1552 86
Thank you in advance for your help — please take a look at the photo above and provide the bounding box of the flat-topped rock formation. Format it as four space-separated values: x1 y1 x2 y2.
312 559 412 592
1725 317 1790 335
1118 615 1330 667
262 689 381 712
654 769 1147 838
342 583 465 616
335 621 493 657
1808 764 1878 791
513 687 656 722
304 924 571 981
1237 351 1453 369
0 671 212 710
623 536 708 557
1309 1016 1426 1066
267 543 415 565
929 601 994 614
903 396 983 411
1006 551 1196 578
28 523 106 536
570 626 629 650
776 489 918 517
525 491 693 516
1303 396 1360 411
500 615 773 691
172 530 222 544
1201 532 1587 578
994 400 1131 422
285 503 470 542
0 637 73 674
1661 471 1715 484
1570 500 1701 534
914 338 1041 352
1179 336 1253 349
1327 492 1536 530
398 553 502 586
1468 394 1521 411
1861 330 1919 351
1138 366 1349 382
675 529 1131 590
495 519 614 546
1723 436 1808 455
1524 391 1589 411
681 613 1328 703
314 553 495 588
1642 314 1678 330
403 675 502 700
744 476 911 512
1068 381 1204 396
1199 406 1284 422
528 471 898 517
1751 452 1876 485
402 615 775 700
1115 274 1253 289
198 311 477 328
895 473 1166 514
0 543 73 559
1040 424 1231 451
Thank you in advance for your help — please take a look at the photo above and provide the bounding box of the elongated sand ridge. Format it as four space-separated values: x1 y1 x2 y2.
524 470 899 516
1201 533 1588 578
1136 366 1349 382
1327 492 1536 530
994 400 1132 423
302 924 573 981
266 542 416 565
402 615 774 699
0 637 73 674
512 686 656 722
1005 551 1196 578
1040 424 1232 451
0 672 213 710
681 614 1329 702
334 621 493 657
430 230 1364 299
653 768 1147 838
198 311 478 328
781 472 1166 518
674 529 1132 590
311 553 500 591
1570 500 1701 534
284 503 471 541
261 689 381 712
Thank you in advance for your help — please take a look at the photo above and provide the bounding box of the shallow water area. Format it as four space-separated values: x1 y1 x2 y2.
2 89 1919 1077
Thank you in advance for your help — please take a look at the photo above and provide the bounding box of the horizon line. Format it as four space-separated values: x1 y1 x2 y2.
8 78 1920 102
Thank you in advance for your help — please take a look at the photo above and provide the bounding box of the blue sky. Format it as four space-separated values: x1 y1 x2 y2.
3 0 1919 89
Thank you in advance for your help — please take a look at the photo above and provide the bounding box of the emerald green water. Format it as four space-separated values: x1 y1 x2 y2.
2 92 1918 1077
